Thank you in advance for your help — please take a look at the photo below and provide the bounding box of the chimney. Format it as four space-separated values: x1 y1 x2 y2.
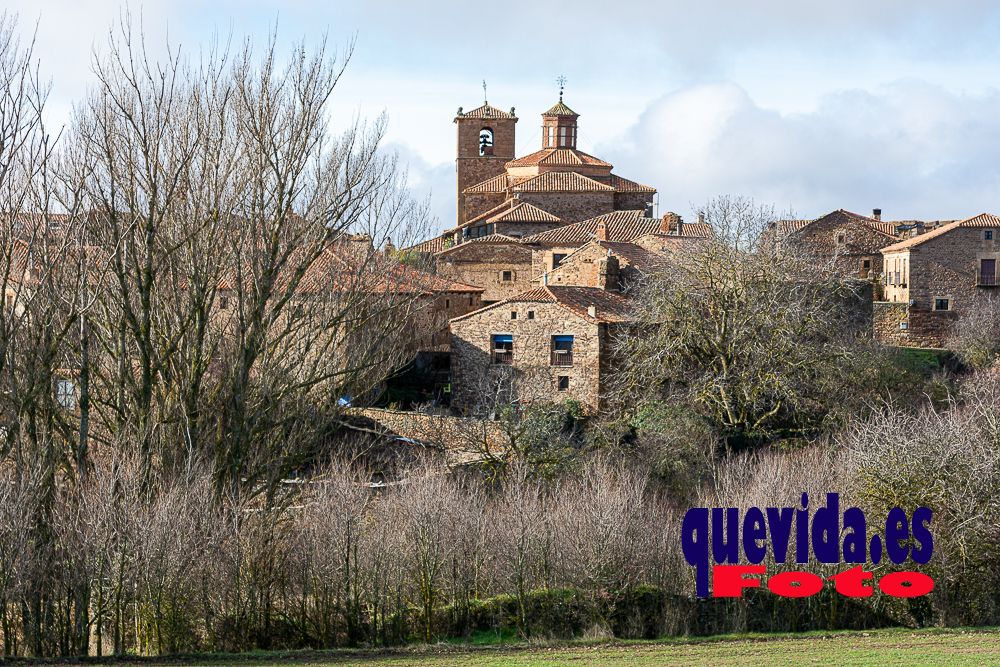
660 212 682 235
587 305 597 318
873 208 882 221
597 252 620 292
596 220 608 241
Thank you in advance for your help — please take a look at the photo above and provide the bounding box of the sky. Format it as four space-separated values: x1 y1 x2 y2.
10 1 1000 233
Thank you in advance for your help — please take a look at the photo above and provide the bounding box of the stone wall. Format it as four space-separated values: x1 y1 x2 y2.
614 191 653 212
546 245 624 289
494 220 562 238
517 191 614 224
435 244 534 303
450 301 603 413
531 245 585 281
411 290 484 351
348 407 506 464
880 227 1000 347
784 211 895 280
462 192 508 225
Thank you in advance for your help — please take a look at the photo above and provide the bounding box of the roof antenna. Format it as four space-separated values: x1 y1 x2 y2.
482 79 488 105
556 75 567 102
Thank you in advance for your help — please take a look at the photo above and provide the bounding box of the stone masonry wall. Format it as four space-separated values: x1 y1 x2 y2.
436 250 534 303
450 301 603 414
517 191 614 224
348 407 506 463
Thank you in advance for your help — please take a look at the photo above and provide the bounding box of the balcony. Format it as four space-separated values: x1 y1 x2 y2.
492 349 513 365
977 274 999 287
551 349 574 366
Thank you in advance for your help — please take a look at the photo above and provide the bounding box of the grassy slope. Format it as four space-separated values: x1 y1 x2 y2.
143 628 998 667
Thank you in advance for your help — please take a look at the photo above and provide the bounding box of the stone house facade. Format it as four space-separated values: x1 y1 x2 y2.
876 213 1000 347
449 285 632 414
433 236 534 304
773 209 900 281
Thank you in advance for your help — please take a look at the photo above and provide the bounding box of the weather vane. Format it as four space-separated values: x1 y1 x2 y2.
482 79 488 104
557 75 567 101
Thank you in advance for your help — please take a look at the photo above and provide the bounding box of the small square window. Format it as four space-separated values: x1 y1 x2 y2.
900 321 909 330
557 376 569 391
985 230 994 241
837 233 846 244
552 253 567 268
510 311 517 320
933 298 950 311
527 310 535 320
862 259 871 268
502 270 513 281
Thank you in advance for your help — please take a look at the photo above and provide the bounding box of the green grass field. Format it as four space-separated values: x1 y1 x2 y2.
139 628 998 667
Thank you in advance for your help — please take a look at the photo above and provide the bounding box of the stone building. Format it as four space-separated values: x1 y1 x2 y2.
449 285 633 414
769 209 901 281
521 209 707 282
412 91 657 255
433 234 533 304
875 213 1000 347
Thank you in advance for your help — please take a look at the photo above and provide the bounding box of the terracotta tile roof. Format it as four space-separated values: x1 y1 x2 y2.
633 232 711 254
773 219 811 236
881 213 1000 252
304 247 483 295
456 103 516 120
402 236 448 254
610 174 656 193
866 220 898 236
792 209 900 240
462 173 510 194
512 171 615 193
489 201 561 224
506 148 612 169
542 99 579 117
457 200 561 231
434 236 532 261
560 240 668 274
452 285 632 325
521 210 657 245
597 241 669 270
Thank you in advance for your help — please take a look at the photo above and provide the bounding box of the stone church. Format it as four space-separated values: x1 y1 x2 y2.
431 92 657 249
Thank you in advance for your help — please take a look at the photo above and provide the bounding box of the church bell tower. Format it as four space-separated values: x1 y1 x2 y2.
454 86 517 226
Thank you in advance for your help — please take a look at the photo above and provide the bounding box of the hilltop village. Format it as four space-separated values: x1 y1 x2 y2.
384 94 999 415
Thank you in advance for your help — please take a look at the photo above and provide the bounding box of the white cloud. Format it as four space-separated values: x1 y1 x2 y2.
599 80 1000 221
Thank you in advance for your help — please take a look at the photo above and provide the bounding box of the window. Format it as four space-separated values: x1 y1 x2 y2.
479 127 494 156
469 295 474 306
56 379 76 410
527 310 535 320
219 296 229 310
980 259 997 286
491 334 513 364
445 298 450 309
900 321 909 330
557 376 570 391
552 253 567 269
502 270 513 281
836 233 846 244
985 230 994 241
933 298 951 311
551 335 574 366
510 310 517 320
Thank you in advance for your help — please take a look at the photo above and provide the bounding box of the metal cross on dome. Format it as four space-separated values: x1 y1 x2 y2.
556 75 567 101
482 79 487 104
